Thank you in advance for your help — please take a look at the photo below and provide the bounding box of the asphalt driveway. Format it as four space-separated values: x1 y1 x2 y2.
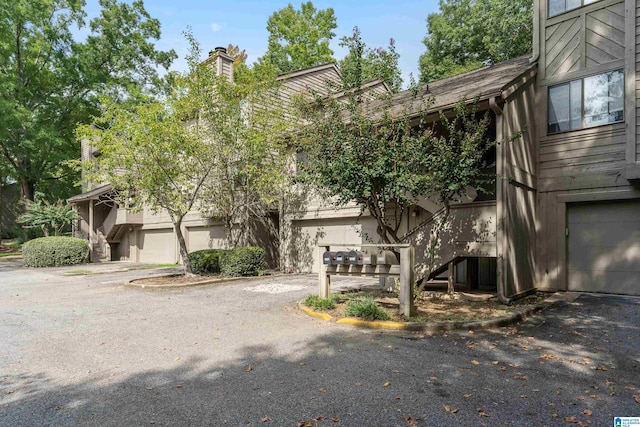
0 260 638 426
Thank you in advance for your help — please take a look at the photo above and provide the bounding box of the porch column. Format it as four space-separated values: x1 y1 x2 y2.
88 199 94 243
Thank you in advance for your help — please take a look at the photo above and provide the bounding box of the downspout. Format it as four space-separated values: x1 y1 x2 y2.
530 0 540 63
489 96 511 305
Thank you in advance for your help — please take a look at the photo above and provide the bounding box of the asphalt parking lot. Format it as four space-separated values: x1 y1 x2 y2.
1 260 639 426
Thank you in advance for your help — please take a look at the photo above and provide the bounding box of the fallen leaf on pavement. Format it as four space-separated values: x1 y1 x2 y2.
596 365 607 371
297 422 312 427
403 416 417 426
355 382 363 387
145 386 153 390
331 418 341 422
444 405 459 413
261 416 271 422
319 388 326 393
463 394 472 398
244 365 252 372
384 382 390 387
634 395 640 404
471 360 480 365
564 416 578 423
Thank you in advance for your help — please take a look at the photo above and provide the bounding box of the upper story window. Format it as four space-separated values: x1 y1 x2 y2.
548 69 623 134
548 0 599 17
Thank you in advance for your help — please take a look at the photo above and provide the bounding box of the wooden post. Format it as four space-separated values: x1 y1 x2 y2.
318 245 330 298
88 200 94 260
448 261 454 294
399 246 415 317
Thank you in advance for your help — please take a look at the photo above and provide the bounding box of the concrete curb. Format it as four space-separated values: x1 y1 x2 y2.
63 266 178 276
298 292 577 332
126 272 293 289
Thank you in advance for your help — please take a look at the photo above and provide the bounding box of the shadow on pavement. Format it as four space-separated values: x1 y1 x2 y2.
2 294 640 426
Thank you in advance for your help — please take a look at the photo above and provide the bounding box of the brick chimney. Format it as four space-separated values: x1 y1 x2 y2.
209 46 234 82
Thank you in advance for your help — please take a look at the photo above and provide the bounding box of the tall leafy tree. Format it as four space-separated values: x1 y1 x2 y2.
0 0 176 202
339 27 402 93
260 1 337 73
79 33 288 274
419 0 532 83
297 39 505 295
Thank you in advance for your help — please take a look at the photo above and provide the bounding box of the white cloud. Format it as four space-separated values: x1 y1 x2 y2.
210 22 222 32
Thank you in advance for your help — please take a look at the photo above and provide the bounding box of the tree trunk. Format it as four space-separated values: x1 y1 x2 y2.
20 178 34 202
173 216 192 276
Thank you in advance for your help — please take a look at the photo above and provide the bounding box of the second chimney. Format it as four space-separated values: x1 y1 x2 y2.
209 46 233 82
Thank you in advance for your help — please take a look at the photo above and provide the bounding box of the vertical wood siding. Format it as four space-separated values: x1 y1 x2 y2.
502 77 538 296
635 0 640 159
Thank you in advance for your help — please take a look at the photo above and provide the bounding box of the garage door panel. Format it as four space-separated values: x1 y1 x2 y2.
569 269 639 294
568 200 640 295
139 229 176 263
188 226 226 251
570 225 640 247
569 202 640 223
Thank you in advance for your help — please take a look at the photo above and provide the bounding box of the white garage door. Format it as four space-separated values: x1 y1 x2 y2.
568 200 640 295
187 225 226 252
138 229 176 263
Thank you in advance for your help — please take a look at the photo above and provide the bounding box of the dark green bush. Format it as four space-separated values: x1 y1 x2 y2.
187 249 227 275
220 246 265 277
345 297 391 321
23 236 89 267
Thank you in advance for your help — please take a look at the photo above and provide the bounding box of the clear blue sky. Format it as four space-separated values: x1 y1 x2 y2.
83 0 440 87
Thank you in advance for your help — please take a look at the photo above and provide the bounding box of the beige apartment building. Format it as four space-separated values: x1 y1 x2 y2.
70 0 640 297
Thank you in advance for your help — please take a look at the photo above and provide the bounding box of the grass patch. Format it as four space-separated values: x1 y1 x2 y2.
304 294 337 311
0 251 21 258
137 263 178 269
64 269 93 275
0 240 22 257
345 297 391 321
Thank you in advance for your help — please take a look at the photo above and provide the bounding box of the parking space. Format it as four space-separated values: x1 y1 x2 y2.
1 260 638 426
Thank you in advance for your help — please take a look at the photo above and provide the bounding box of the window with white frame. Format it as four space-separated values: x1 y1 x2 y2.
548 0 599 17
547 69 624 134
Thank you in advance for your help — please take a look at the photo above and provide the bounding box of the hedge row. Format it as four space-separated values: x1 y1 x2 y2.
187 247 265 277
23 236 89 267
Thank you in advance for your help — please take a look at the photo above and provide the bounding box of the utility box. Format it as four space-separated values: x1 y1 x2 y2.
347 250 364 265
376 250 400 265
334 251 349 265
322 251 337 265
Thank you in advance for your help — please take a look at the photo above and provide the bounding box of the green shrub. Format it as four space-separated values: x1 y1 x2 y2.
220 247 265 277
187 249 227 275
304 294 337 311
23 236 89 267
345 297 391 321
